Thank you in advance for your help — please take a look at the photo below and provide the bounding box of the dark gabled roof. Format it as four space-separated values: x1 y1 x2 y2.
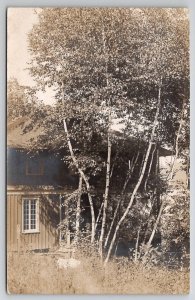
111 129 172 157
7 117 172 156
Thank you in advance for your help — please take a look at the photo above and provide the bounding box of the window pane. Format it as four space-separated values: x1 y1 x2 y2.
23 199 29 230
30 199 37 230
23 199 38 231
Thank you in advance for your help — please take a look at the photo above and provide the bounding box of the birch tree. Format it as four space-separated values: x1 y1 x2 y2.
27 8 189 261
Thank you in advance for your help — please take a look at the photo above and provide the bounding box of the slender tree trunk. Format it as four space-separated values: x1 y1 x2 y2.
59 195 62 243
98 22 112 257
139 153 146 177
61 81 95 243
104 150 140 248
63 119 95 243
99 109 112 257
186 154 189 190
142 200 164 261
144 144 156 191
94 202 103 233
134 227 141 262
142 188 157 244
169 99 185 180
75 176 82 244
104 82 162 264
110 148 119 179
109 115 134 179
141 147 158 245
122 151 140 193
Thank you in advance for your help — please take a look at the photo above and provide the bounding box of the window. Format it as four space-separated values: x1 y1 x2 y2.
22 198 39 233
26 158 44 176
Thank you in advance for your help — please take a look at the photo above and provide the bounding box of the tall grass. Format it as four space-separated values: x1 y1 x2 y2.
7 252 75 294
7 251 189 294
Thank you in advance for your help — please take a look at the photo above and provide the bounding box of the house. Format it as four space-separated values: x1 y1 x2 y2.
7 147 79 252
7 117 79 252
7 117 172 254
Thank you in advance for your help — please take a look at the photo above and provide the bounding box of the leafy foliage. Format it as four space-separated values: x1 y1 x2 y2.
7 78 38 121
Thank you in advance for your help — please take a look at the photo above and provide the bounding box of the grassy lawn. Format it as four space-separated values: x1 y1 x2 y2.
7 252 189 294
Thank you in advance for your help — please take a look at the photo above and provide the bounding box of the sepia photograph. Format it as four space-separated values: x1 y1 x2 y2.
7 7 190 294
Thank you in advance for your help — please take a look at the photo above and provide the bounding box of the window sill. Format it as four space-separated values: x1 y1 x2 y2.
22 230 40 234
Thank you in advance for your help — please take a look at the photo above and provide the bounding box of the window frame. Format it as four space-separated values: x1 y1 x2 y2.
22 197 40 234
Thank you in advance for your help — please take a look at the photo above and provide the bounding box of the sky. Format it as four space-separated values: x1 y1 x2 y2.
7 8 55 104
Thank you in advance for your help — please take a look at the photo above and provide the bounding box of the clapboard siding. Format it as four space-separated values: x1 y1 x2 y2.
7 193 60 252
7 195 11 251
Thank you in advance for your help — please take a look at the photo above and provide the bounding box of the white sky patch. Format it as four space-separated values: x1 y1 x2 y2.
111 118 126 132
36 88 57 106
7 8 38 86
7 8 56 105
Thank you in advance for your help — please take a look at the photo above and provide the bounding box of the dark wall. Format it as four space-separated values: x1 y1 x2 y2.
7 148 78 187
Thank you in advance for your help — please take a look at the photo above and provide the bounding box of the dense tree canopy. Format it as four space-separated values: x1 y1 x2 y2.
28 8 189 150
